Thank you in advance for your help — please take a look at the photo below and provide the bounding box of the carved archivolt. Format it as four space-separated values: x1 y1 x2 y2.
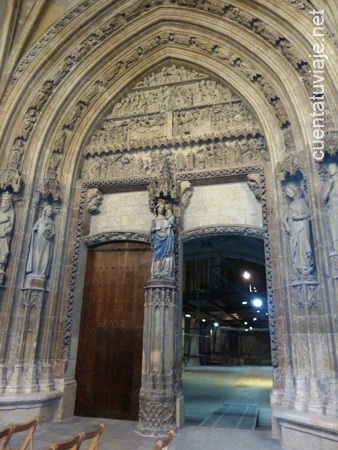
6 0 319 190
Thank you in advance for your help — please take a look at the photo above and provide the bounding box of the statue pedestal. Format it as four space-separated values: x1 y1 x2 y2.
137 278 179 436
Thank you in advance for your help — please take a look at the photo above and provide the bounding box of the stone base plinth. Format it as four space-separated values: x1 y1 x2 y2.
137 391 177 436
273 406 338 450
0 391 62 426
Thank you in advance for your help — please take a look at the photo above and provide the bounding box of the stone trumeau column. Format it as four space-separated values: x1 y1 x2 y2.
137 166 183 436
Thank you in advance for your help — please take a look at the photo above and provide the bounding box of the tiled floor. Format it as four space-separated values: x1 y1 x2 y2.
9 366 284 449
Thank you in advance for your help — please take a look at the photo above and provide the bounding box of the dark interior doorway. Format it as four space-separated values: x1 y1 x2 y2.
182 235 272 428
183 235 271 367
75 241 151 420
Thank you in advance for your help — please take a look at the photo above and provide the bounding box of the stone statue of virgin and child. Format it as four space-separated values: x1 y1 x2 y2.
150 200 175 279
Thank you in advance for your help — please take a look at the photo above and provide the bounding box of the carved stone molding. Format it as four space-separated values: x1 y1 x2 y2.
83 232 150 248
62 187 87 352
176 163 264 180
181 225 264 242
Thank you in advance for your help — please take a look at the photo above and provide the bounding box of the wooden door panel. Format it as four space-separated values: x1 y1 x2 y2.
75 241 151 420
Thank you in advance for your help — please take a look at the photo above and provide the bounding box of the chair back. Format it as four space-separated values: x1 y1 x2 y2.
0 424 14 450
162 429 175 448
47 432 84 450
152 439 163 450
82 423 105 450
11 416 40 450
152 429 175 450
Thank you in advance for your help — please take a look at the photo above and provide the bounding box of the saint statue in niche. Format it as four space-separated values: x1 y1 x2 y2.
150 200 175 279
322 162 338 253
26 205 55 280
0 192 15 280
283 184 314 278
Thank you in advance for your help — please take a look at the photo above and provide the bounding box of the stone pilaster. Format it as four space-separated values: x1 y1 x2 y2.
137 279 178 436
6 287 46 393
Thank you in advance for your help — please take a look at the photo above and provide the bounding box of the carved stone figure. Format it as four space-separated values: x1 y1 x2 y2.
0 192 15 282
150 201 175 279
26 205 56 280
323 163 338 253
87 189 103 215
283 185 314 278
247 173 262 200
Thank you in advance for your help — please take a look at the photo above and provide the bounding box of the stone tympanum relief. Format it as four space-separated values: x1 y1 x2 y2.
25 204 56 288
81 65 267 181
0 192 15 285
322 162 338 254
283 184 315 280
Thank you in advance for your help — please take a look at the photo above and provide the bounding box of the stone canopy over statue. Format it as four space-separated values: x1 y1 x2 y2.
150 199 175 279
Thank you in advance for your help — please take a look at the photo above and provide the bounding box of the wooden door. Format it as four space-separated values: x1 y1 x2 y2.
75 241 151 420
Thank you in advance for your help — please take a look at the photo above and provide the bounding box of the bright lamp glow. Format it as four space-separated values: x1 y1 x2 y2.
214 322 219 327
252 298 263 308
243 271 251 280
